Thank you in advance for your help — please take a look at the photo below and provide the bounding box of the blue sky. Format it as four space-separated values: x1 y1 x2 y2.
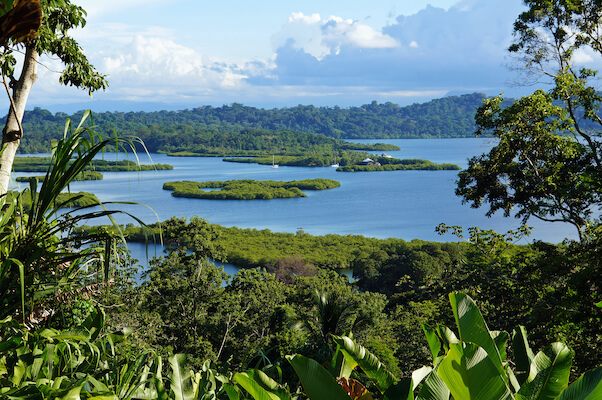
23 0 557 111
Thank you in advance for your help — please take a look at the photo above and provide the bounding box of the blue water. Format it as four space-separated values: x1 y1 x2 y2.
13 138 577 245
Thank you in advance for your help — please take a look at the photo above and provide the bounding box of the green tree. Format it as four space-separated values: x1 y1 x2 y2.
0 0 107 195
456 0 602 240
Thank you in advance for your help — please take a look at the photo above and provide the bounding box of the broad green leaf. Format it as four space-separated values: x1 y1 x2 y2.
556 367 602 400
512 326 535 386
169 354 193 400
244 369 290 399
422 324 441 361
82 307 104 341
412 366 434 391
60 383 84 400
11 359 27 386
234 372 286 400
491 330 510 362
286 354 349 400
384 367 432 400
416 361 450 400
516 343 573 400
329 343 357 379
436 325 459 351
449 293 509 384
0 335 22 352
222 382 242 400
437 343 513 400
0 0 13 16
333 335 397 393
383 378 412 400
154 377 169 400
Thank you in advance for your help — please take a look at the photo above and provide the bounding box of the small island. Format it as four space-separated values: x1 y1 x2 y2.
224 153 461 171
12 157 173 172
337 158 461 172
16 170 104 182
163 178 341 200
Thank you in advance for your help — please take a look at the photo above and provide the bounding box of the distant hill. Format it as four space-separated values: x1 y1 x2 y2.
15 93 486 153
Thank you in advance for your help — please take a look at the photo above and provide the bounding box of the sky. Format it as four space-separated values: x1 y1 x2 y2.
19 0 554 112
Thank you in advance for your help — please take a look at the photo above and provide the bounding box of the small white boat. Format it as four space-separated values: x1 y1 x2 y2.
271 155 279 168
330 155 339 167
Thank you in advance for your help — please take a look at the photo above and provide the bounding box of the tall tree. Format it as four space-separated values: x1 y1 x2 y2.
0 0 107 195
457 0 602 240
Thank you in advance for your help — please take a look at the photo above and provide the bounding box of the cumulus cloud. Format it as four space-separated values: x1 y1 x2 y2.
269 0 528 96
25 0 561 110
98 35 273 101
272 12 399 60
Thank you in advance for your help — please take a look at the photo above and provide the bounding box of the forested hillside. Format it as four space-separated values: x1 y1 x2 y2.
16 93 486 152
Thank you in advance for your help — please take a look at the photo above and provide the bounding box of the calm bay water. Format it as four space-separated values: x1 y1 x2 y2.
14 138 577 253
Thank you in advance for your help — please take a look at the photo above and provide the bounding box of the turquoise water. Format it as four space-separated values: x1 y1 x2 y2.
14 138 577 244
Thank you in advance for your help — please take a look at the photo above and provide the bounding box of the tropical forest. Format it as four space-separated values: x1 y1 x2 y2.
0 1 601 400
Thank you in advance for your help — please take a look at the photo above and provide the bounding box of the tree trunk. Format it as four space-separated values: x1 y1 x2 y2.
0 45 39 196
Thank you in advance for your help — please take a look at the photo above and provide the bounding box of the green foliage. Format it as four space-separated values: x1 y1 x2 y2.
0 111 150 324
35 0 108 93
80 215 602 378
225 154 460 172
163 179 340 200
16 94 486 154
286 354 350 400
16 170 104 182
427 293 602 400
120 220 421 270
0 307 143 399
457 92 597 236
338 158 460 172
4 190 100 211
288 293 601 400
2 114 98 319
12 156 173 172
457 0 602 240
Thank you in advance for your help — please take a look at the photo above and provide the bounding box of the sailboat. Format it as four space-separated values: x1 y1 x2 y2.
330 155 339 168
271 155 279 168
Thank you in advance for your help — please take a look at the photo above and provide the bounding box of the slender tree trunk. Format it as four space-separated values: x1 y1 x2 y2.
0 45 39 196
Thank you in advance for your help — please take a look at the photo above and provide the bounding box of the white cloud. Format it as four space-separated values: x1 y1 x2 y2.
321 16 399 50
573 48 595 64
25 0 571 110
101 35 260 95
270 0 528 95
273 12 399 60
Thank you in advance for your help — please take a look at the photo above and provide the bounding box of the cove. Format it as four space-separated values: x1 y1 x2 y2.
13 138 578 243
